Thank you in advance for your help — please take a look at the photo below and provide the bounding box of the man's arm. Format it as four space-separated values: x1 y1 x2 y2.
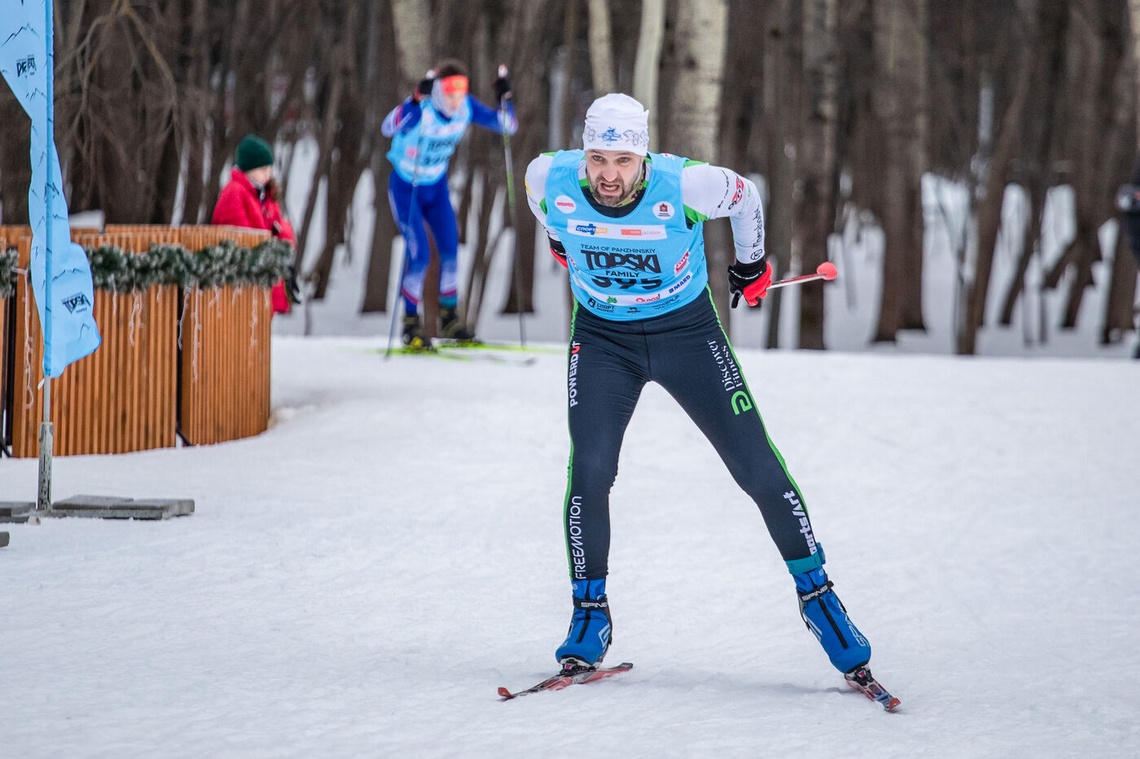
381 99 422 138
524 153 567 268
681 163 765 265
469 96 518 136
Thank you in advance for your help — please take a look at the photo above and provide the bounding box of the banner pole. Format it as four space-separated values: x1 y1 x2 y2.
36 0 55 513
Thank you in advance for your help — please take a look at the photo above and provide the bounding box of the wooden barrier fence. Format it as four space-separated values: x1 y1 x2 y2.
0 225 273 457
1 236 8 455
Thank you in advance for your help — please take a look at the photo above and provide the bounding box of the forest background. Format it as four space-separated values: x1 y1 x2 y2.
2 0 1139 356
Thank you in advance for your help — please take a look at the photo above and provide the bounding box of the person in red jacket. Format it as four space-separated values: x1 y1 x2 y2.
212 134 298 314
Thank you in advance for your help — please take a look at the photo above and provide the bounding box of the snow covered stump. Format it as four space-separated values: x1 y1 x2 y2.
45 495 194 520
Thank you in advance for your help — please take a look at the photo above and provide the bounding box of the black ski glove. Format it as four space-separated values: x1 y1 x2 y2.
414 77 433 102
548 237 568 269
493 76 512 106
285 265 302 305
728 258 773 308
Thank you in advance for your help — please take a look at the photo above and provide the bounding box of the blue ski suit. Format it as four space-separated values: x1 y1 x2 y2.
382 93 517 312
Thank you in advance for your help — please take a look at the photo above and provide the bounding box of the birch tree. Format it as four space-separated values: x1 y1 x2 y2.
633 0 666 151
667 0 729 161
390 0 433 86
588 0 616 94
667 0 729 312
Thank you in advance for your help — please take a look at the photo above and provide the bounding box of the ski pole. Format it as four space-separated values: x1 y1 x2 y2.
498 64 526 347
766 261 838 291
385 181 420 358
386 108 427 358
384 230 413 358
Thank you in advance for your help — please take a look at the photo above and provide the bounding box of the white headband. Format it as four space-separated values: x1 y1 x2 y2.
582 93 649 155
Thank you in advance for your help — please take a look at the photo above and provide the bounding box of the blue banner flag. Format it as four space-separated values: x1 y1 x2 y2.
1 2 100 377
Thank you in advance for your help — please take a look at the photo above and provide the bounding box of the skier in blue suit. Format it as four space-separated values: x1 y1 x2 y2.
382 59 517 348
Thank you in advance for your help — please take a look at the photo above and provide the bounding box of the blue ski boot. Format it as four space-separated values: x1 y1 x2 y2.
793 566 872 674
555 578 612 668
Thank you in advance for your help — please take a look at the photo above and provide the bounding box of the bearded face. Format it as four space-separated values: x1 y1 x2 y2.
584 149 644 207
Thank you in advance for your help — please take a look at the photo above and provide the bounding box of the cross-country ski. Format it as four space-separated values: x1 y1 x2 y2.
498 662 633 700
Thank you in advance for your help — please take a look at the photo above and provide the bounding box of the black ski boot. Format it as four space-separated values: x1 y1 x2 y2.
439 306 478 344
402 314 431 351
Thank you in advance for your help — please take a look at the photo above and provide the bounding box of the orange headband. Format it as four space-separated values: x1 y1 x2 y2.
439 75 468 96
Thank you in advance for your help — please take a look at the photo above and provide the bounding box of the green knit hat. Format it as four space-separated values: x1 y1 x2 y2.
235 134 274 171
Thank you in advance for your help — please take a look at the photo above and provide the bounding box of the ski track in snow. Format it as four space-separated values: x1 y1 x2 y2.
2 339 1137 758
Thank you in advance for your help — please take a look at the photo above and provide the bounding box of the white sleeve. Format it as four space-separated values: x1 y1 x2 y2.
680 163 765 265
524 153 560 244
380 103 402 138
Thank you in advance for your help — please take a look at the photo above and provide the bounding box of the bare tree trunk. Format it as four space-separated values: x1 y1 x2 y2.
901 0 929 331
708 0 756 332
1105 217 1139 344
65 0 181 223
175 0 211 224
796 0 838 350
869 0 926 344
997 0 1068 329
998 183 1046 328
390 0 433 86
463 136 500 331
634 0 666 151
1130 0 1140 101
959 4 1036 355
1055 0 1131 331
1105 0 1140 341
363 0 402 314
959 128 1022 354
760 0 800 349
461 14 500 330
557 1 582 149
294 45 347 278
0 90 31 223
588 0 616 94
668 0 729 161
667 0 729 313
498 0 550 318
309 16 367 300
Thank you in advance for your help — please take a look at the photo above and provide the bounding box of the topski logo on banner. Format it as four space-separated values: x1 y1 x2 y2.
0 3 100 377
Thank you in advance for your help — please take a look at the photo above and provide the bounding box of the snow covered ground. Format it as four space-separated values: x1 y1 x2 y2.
1 334 1137 757
3 151 1138 756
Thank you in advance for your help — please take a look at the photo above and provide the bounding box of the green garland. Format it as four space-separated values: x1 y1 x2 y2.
0 239 292 299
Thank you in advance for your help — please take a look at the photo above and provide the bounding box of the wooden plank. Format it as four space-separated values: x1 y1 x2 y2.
9 237 181 457
8 227 271 455
1 235 7 453
177 281 272 445
12 237 37 457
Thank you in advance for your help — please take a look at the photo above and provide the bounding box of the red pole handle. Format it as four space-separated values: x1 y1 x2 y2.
766 261 838 291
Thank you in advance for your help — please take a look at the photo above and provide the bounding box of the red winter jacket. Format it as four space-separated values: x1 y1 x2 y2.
212 167 296 313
